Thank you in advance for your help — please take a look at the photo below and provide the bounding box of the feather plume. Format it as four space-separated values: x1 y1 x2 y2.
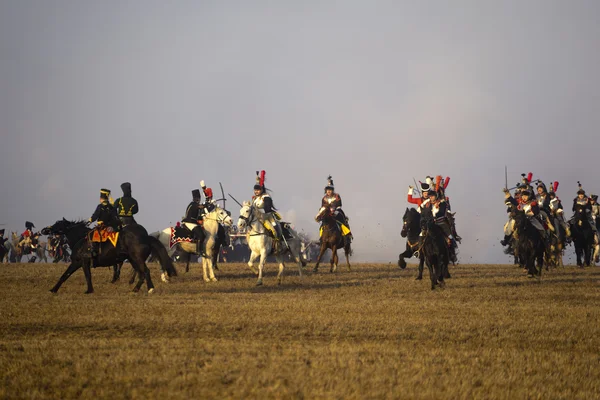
553 181 559 192
527 172 533 183
444 176 450 189
259 170 266 187
435 175 442 192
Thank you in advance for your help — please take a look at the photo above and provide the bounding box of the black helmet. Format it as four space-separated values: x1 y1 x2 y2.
253 184 263 191
325 175 334 191
121 182 132 196
537 182 547 192
577 188 586 195
591 194 598 201
25 221 35 229
427 189 437 197
100 188 111 200
192 189 201 199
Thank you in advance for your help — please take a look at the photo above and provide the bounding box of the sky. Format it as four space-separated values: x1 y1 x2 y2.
1 1 599 263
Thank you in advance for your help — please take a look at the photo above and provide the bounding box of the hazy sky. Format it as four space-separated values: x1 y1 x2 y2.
1 1 599 262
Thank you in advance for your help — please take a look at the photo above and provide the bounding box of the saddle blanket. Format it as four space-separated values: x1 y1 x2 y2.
90 229 119 247
170 226 194 249
319 223 351 238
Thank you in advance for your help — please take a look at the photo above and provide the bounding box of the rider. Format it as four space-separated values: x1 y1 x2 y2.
88 188 120 266
200 180 217 213
321 175 352 246
548 182 571 240
428 189 458 263
407 177 433 206
252 170 283 244
591 194 600 231
503 187 547 241
18 221 36 250
182 189 206 255
573 185 600 245
113 182 139 226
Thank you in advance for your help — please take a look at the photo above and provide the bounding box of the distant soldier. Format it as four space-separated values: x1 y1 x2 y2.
113 182 139 226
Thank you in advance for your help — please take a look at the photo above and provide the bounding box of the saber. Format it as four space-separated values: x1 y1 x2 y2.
219 182 226 209
412 178 421 196
228 193 243 207
505 165 508 190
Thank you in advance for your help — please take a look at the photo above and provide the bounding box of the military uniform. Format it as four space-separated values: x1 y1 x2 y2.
89 189 119 266
114 182 139 226
182 189 206 254
200 180 217 213
321 175 352 242
548 184 571 238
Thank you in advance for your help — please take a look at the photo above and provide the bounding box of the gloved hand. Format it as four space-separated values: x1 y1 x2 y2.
502 188 509 194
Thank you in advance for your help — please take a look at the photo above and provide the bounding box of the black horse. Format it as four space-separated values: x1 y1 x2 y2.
510 208 545 277
569 204 594 267
401 208 449 289
41 219 177 294
398 208 425 279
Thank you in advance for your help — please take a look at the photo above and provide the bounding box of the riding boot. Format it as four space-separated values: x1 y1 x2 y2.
500 234 511 246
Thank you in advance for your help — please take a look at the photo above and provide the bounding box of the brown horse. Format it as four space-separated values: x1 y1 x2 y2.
313 206 351 273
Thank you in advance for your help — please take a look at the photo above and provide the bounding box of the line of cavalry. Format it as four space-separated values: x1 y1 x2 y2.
1 170 597 293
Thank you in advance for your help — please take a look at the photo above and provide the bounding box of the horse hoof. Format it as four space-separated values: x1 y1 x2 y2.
415 276 422 281
210 277 218 282
161 273 169 283
148 288 155 294
277 279 282 285
204 278 211 283
84 290 94 294
256 281 263 286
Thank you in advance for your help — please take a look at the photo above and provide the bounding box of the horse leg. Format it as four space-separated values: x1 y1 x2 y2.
345 248 351 271
416 257 424 280
111 262 122 283
256 249 267 286
50 261 82 293
82 260 94 294
132 265 146 293
143 263 155 294
313 243 327 273
275 254 285 285
426 259 436 290
330 246 338 273
247 251 259 275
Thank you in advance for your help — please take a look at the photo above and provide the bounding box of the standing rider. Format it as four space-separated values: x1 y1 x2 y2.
252 170 283 245
182 189 206 255
321 175 352 246
88 188 120 266
113 182 139 226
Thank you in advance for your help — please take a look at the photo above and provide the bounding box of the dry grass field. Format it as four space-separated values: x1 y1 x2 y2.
1 261 599 399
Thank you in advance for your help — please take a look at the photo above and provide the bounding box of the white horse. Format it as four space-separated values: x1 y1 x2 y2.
150 206 233 282
237 201 303 286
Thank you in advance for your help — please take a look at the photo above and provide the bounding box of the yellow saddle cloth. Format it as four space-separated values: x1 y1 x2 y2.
320 223 351 237
89 228 119 247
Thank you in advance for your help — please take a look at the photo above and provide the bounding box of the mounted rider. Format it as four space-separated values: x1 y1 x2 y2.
182 189 206 255
321 175 352 246
591 194 600 231
572 183 600 246
88 188 120 266
18 221 36 250
504 187 548 240
113 182 139 226
200 180 217 212
417 188 458 263
252 170 283 244
548 182 571 239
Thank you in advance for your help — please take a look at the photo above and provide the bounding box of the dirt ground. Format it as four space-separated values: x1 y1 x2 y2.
1 261 599 399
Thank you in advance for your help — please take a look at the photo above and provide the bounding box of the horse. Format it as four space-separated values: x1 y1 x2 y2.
510 208 545 277
569 204 595 267
313 206 351 273
41 218 177 294
398 207 426 279
30 235 48 263
150 206 233 282
237 202 304 286
0 239 10 263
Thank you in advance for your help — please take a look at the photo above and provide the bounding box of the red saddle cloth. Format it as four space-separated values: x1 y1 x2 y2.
89 228 119 247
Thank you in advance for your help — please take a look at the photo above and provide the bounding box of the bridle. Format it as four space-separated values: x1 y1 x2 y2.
239 205 265 236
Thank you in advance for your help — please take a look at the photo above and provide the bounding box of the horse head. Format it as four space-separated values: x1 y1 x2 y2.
315 206 332 222
237 201 253 230
215 207 233 227
41 218 85 236
401 207 420 238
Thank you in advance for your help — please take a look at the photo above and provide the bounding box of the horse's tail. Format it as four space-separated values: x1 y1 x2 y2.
148 236 177 277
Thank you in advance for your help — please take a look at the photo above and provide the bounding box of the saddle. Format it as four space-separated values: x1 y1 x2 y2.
169 225 194 249
88 227 119 247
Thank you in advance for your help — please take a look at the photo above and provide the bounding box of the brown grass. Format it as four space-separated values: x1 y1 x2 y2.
1 261 599 399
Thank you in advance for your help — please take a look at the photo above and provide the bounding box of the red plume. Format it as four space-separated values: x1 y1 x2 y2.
259 170 266 187
553 181 559 192
527 172 533 183
435 175 442 192
443 176 450 189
